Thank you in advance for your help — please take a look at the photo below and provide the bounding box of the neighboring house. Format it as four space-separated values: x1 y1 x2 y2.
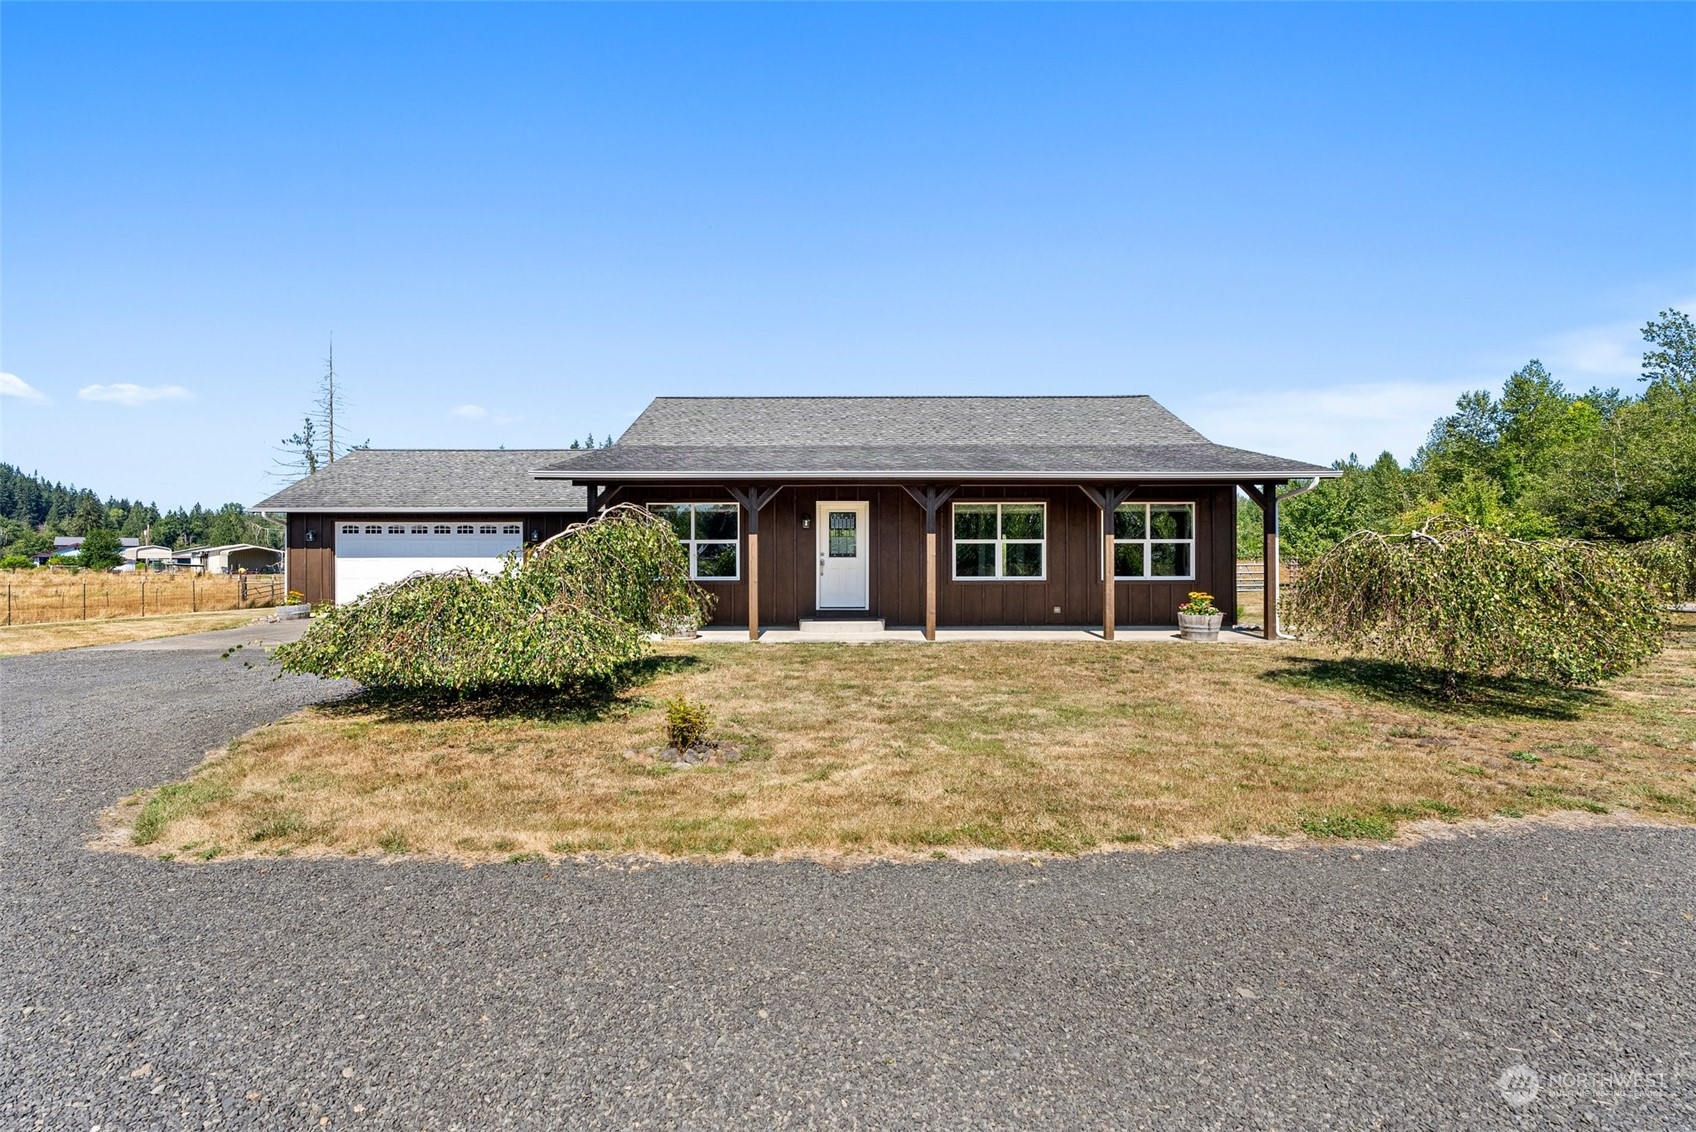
175 544 285 575
533 396 1337 638
33 536 141 567
252 449 588 604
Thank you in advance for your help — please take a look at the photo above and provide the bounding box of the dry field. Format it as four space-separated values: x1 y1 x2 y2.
0 610 267 657
1 571 284 627
113 614 1696 863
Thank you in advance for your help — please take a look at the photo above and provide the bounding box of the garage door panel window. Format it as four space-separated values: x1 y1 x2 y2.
1113 503 1196 580
653 503 740 581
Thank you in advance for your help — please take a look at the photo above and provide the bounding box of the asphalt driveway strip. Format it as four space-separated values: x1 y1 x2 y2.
2 645 1693 1130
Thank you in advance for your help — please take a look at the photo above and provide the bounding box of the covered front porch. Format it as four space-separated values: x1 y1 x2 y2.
690 622 1280 644
575 479 1309 642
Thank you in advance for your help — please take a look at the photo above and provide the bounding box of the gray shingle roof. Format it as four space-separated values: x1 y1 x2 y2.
541 397 1335 480
253 450 588 513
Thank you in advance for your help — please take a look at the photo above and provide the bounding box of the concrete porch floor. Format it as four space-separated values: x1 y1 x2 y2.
691 625 1276 644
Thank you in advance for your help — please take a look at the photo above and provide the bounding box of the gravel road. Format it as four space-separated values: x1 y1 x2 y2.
3 641 1693 1130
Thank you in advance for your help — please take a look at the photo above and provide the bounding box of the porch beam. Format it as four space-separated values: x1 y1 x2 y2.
726 486 781 641
901 485 958 641
1078 485 1135 640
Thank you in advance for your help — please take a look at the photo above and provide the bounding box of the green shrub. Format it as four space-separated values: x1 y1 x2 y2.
0 554 32 570
664 696 712 750
1286 520 1664 688
274 505 713 692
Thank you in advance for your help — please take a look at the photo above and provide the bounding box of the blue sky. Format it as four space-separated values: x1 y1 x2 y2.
3 3 1692 509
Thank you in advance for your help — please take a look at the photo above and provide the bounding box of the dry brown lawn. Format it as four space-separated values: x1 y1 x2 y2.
117 618 1696 862
0 610 267 657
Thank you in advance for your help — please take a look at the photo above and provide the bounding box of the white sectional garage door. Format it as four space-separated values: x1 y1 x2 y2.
334 520 524 603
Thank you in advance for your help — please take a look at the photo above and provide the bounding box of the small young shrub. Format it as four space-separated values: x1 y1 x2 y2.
664 697 712 751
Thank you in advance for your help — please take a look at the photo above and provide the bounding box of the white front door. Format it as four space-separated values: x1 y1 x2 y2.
816 501 870 610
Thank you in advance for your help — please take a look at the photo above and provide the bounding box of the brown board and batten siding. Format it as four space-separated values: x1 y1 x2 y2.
284 511 579 606
610 483 1236 628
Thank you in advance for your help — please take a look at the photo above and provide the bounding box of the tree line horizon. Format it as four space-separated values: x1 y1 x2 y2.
1240 307 1694 561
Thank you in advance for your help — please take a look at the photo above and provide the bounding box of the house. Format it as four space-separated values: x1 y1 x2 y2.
175 544 285 575
34 536 141 567
252 449 588 604
531 397 1337 639
255 398 1334 635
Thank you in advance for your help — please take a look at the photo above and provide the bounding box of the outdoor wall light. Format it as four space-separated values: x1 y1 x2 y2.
304 530 316 543
802 517 811 529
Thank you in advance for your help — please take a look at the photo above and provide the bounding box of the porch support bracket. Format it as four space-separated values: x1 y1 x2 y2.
727 485 782 641
902 485 958 642
1079 485 1135 640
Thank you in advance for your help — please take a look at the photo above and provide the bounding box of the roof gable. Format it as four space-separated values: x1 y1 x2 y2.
546 396 1336 481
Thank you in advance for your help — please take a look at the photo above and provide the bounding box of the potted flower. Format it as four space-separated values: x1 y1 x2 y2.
1176 591 1224 642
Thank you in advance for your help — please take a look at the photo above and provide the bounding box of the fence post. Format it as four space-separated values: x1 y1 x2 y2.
191 578 197 612
83 582 88 621
5 585 9 626
140 579 146 616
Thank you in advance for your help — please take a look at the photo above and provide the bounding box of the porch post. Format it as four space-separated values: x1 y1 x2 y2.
1262 481 1281 641
1103 517 1116 641
727 486 780 641
902 486 957 642
1079 486 1134 641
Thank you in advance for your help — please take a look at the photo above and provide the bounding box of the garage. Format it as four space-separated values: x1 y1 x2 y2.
255 448 588 605
334 519 524 603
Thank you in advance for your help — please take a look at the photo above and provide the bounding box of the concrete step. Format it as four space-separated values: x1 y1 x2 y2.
798 618 885 634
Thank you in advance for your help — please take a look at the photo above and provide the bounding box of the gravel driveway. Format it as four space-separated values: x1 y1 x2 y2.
3 642 1693 1129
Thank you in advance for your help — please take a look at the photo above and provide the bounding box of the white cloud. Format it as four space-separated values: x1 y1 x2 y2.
1183 380 1471 467
1537 297 1696 386
451 403 489 418
77 383 192 406
0 372 47 403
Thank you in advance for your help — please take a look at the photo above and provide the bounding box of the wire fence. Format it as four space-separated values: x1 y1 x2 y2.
1 573 285 627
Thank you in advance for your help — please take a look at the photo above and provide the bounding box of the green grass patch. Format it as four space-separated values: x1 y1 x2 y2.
132 779 233 846
1299 811 1397 840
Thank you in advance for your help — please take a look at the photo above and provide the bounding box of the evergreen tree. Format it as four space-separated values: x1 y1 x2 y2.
76 528 124 571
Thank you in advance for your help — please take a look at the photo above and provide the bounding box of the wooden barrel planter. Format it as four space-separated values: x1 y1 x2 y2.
1177 612 1224 642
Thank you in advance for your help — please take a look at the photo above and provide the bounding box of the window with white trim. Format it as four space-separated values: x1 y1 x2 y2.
501 523 522 535
1113 503 1195 579
365 524 383 535
411 524 429 535
456 524 474 535
653 503 740 580
433 524 452 535
952 502 1046 580
342 524 359 535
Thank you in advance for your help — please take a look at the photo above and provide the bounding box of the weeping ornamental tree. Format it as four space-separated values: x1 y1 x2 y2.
274 505 713 692
1285 520 1664 691
1628 531 1696 606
